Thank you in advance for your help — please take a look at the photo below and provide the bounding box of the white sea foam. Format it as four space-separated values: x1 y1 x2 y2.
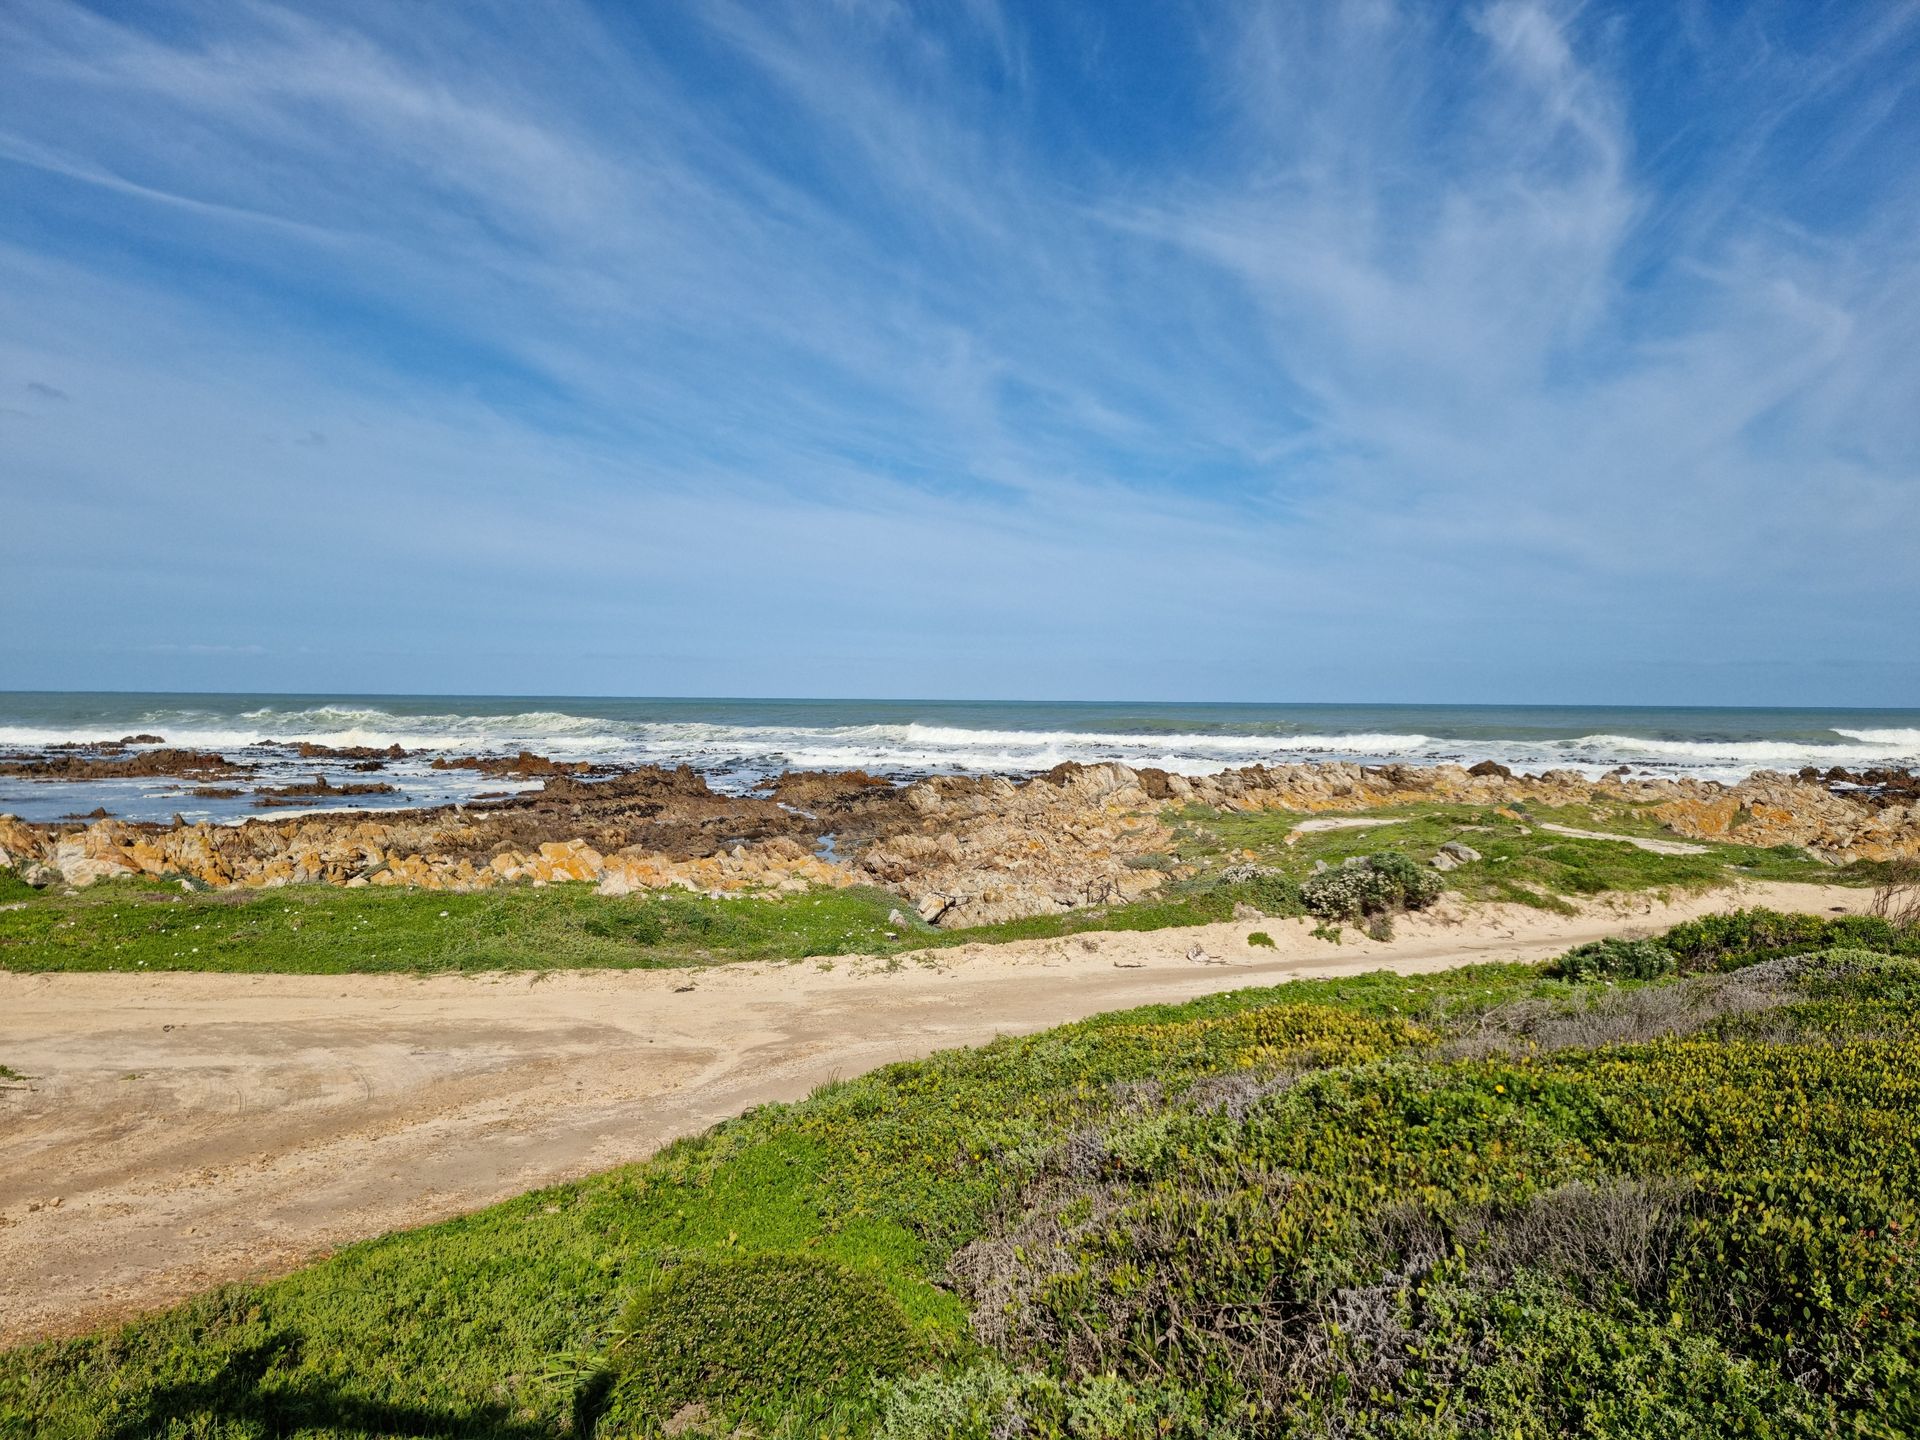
5 703 1919 826
1554 733 1920 765
1833 728 1920 747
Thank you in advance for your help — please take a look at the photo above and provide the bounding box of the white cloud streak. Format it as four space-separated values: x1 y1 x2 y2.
0 0 1915 701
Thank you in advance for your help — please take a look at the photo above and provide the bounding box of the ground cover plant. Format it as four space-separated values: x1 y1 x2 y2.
7 907 1920 1438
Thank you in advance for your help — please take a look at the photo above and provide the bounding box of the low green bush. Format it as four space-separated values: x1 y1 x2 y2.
1659 907 1916 973
1301 852 1442 922
1207 865 1306 918
1551 936 1676 981
600 1254 920 1432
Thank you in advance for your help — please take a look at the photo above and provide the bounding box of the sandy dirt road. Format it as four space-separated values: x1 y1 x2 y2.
0 881 1866 1347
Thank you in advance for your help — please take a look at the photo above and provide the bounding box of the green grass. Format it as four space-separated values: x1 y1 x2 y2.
0 882 932 975
0 865 1316 976
9 915 1920 1437
1171 800 1861 912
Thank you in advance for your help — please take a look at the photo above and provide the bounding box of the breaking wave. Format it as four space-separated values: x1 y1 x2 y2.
3 697 1918 825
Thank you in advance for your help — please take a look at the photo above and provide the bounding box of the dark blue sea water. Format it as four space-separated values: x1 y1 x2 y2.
3 692 1917 825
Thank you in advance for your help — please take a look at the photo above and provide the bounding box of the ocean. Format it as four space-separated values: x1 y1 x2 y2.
2 692 1917 826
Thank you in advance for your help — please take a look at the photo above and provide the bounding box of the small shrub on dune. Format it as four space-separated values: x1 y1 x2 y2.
1211 864 1306 918
600 1253 920 1432
1551 936 1677 982
1870 858 1920 928
1301 851 1441 923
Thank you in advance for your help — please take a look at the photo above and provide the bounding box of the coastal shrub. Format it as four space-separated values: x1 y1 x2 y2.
1791 947 1920 1003
875 1363 1024 1438
1659 907 1916 972
876 1364 1234 1440
1443 972 1795 1058
1210 864 1306 918
1872 858 1920 926
1246 931 1275 948
1301 852 1441 922
1551 937 1676 982
954 1015 1920 1434
600 1254 919 1430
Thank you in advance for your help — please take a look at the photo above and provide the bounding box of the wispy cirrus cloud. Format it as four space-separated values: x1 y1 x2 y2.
0 0 1915 701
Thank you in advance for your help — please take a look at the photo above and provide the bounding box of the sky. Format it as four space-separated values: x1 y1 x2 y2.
1 0 1917 706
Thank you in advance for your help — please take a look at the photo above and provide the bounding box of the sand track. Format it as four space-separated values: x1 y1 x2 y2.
0 881 1866 1347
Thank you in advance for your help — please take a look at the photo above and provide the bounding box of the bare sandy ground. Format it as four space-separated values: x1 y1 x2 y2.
0 881 1867 1348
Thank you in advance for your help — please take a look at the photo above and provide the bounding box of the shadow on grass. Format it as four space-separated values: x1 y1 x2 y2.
100 1336 559 1439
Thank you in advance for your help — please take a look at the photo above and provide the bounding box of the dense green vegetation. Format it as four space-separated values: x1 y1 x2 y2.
1170 801 1865 912
7 907 1920 1438
1550 910 1920 983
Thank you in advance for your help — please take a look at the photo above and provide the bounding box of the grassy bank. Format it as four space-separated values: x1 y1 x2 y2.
6 908 1920 1437
0 798 1877 976
1169 799 1862 911
0 870 1311 976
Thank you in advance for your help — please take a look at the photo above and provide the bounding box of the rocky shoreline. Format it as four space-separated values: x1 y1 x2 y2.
3 755 1918 928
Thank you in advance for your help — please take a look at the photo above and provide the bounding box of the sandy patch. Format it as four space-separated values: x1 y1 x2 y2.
1284 816 1406 843
1537 823 1711 855
0 880 1865 1347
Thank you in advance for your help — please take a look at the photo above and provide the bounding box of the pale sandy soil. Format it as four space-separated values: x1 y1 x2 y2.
0 881 1867 1348
1537 822 1711 855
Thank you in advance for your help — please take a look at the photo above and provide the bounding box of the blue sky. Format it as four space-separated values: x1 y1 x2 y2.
1 0 1916 705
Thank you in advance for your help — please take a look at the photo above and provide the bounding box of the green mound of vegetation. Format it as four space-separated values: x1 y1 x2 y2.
601 1254 921 1432
1661 906 1920 970
1300 851 1443 925
8 907 1920 1438
1550 935 1677 980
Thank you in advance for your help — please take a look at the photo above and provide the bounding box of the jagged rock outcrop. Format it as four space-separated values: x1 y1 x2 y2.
853 763 1172 927
2 761 1915 924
